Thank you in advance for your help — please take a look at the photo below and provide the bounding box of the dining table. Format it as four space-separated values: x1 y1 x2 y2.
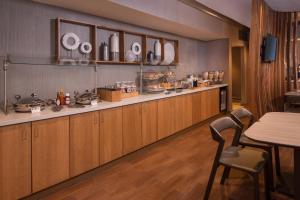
244 112 300 199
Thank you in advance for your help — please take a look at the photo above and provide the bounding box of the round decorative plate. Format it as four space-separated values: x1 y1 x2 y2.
162 42 175 65
62 33 80 51
80 42 92 54
131 42 141 55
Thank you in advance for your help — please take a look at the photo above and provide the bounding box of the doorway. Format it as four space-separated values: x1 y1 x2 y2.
231 46 246 110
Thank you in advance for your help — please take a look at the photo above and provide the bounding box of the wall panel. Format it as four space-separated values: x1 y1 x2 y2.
247 0 288 117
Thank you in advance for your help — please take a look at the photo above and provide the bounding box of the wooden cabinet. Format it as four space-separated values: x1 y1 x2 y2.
175 95 193 132
142 101 158 146
157 97 176 139
0 123 31 200
100 107 123 164
32 116 70 192
192 92 202 124
122 104 142 154
158 95 193 139
0 87 224 197
200 88 220 120
193 89 220 124
70 112 100 177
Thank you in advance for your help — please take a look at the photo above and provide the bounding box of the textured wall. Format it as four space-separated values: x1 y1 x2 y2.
206 39 229 82
0 0 229 104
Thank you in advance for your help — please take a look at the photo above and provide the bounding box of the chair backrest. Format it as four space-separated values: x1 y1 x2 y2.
209 117 243 165
230 108 254 130
210 117 243 147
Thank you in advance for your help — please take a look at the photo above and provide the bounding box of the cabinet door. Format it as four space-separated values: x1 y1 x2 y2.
70 112 100 177
123 104 142 154
200 89 220 120
192 92 202 124
142 101 158 146
100 107 123 164
0 123 31 200
210 88 220 116
157 97 176 139
175 95 193 131
32 116 69 192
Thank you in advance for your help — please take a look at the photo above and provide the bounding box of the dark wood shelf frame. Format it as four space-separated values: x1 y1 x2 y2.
56 18 97 64
55 18 179 66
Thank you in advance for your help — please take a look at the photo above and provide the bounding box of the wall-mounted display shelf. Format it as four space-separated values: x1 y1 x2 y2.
56 18 179 66
1 18 179 115
0 53 176 115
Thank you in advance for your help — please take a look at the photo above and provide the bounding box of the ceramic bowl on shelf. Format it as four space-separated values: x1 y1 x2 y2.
125 50 136 62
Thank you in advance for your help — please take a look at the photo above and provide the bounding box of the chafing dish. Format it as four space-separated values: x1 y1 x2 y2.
75 90 100 105
14 93 46 113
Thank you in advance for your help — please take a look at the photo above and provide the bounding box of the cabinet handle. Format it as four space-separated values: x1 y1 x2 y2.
21 131 27 141
34 132 39 138
94 113 98 125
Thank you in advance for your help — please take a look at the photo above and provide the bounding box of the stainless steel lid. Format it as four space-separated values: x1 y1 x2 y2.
14 93 46 112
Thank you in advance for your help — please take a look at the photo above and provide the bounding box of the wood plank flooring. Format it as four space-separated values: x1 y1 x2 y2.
25 120 294 200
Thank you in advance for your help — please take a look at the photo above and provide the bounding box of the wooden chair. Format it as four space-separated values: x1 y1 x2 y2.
204 117 271 200
230 108 281 191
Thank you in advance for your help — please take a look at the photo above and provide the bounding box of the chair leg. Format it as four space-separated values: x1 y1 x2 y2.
274 145 281 176
204 163 219 200
264 161 271 200
266 148 275 191
253 174 260 200
220 166 231 185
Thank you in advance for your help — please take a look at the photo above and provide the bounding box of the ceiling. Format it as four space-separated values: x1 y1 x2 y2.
264 0 300 12
33 0 236 41
195 0 251 27
30 0 300 42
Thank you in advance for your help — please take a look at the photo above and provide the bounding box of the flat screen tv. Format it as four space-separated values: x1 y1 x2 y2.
261 34 277 63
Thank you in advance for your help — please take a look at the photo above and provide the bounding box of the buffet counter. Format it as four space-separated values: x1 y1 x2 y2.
0 84 227 127
0 83 227 198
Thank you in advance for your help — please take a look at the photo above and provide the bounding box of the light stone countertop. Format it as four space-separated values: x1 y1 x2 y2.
0 84 227 127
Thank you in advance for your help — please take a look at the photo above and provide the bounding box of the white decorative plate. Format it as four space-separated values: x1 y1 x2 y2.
80 42 92 54
161 42 175 65
131 42 141 55
62 33 80 51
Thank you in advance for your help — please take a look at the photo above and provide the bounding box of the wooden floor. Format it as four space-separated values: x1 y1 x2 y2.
26 120 294 200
